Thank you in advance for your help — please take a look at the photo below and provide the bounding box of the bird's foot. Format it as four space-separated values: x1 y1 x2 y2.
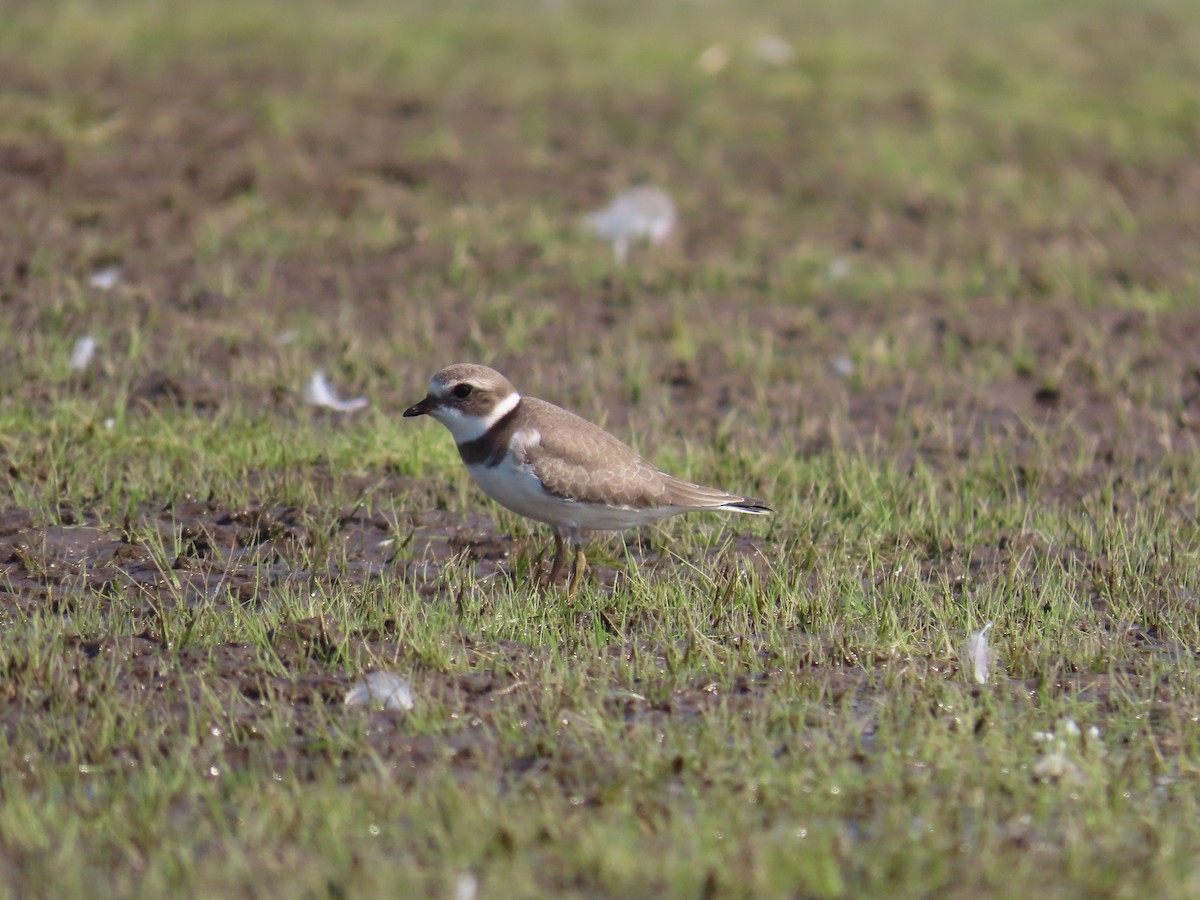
566 548 588 597
542 534 567 592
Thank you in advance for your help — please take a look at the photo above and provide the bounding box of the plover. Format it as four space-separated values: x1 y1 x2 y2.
404 364 771 593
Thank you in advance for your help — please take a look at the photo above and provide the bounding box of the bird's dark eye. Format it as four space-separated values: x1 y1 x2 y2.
451 384 473 400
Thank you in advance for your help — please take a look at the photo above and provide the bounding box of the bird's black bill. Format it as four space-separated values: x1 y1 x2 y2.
403 396 435 417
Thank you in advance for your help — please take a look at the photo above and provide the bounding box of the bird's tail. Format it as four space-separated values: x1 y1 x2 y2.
717 497 773 515
665 477 773 515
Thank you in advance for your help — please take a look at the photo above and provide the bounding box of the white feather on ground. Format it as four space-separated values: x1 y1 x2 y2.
344 672 414 711
454 873 478 900
69 335 97 372
964 621 995 684
583 185 676 263
88 266 122 290
304 370 368 412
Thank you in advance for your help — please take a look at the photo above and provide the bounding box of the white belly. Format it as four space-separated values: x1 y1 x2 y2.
465 458 682 534
466 456 570 527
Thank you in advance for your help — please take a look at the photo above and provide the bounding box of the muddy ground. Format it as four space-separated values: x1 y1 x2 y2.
2 47 1200 781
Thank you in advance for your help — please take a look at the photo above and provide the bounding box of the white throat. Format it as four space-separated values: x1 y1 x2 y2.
432 390 521 443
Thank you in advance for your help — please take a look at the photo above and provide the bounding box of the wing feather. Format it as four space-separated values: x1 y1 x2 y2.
514 399 771 513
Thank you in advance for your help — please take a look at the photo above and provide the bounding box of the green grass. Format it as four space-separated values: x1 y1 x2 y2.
1 0 1200 896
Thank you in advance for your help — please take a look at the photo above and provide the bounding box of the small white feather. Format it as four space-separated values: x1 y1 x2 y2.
344 672 413 711
304 370 368 412
830 355 854 378
454 873 479 900
69 335 97 372
964 621 994 684
88 266 122 290
583 185 676 263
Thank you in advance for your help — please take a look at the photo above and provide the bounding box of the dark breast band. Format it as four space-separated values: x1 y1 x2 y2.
456 402 521 467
